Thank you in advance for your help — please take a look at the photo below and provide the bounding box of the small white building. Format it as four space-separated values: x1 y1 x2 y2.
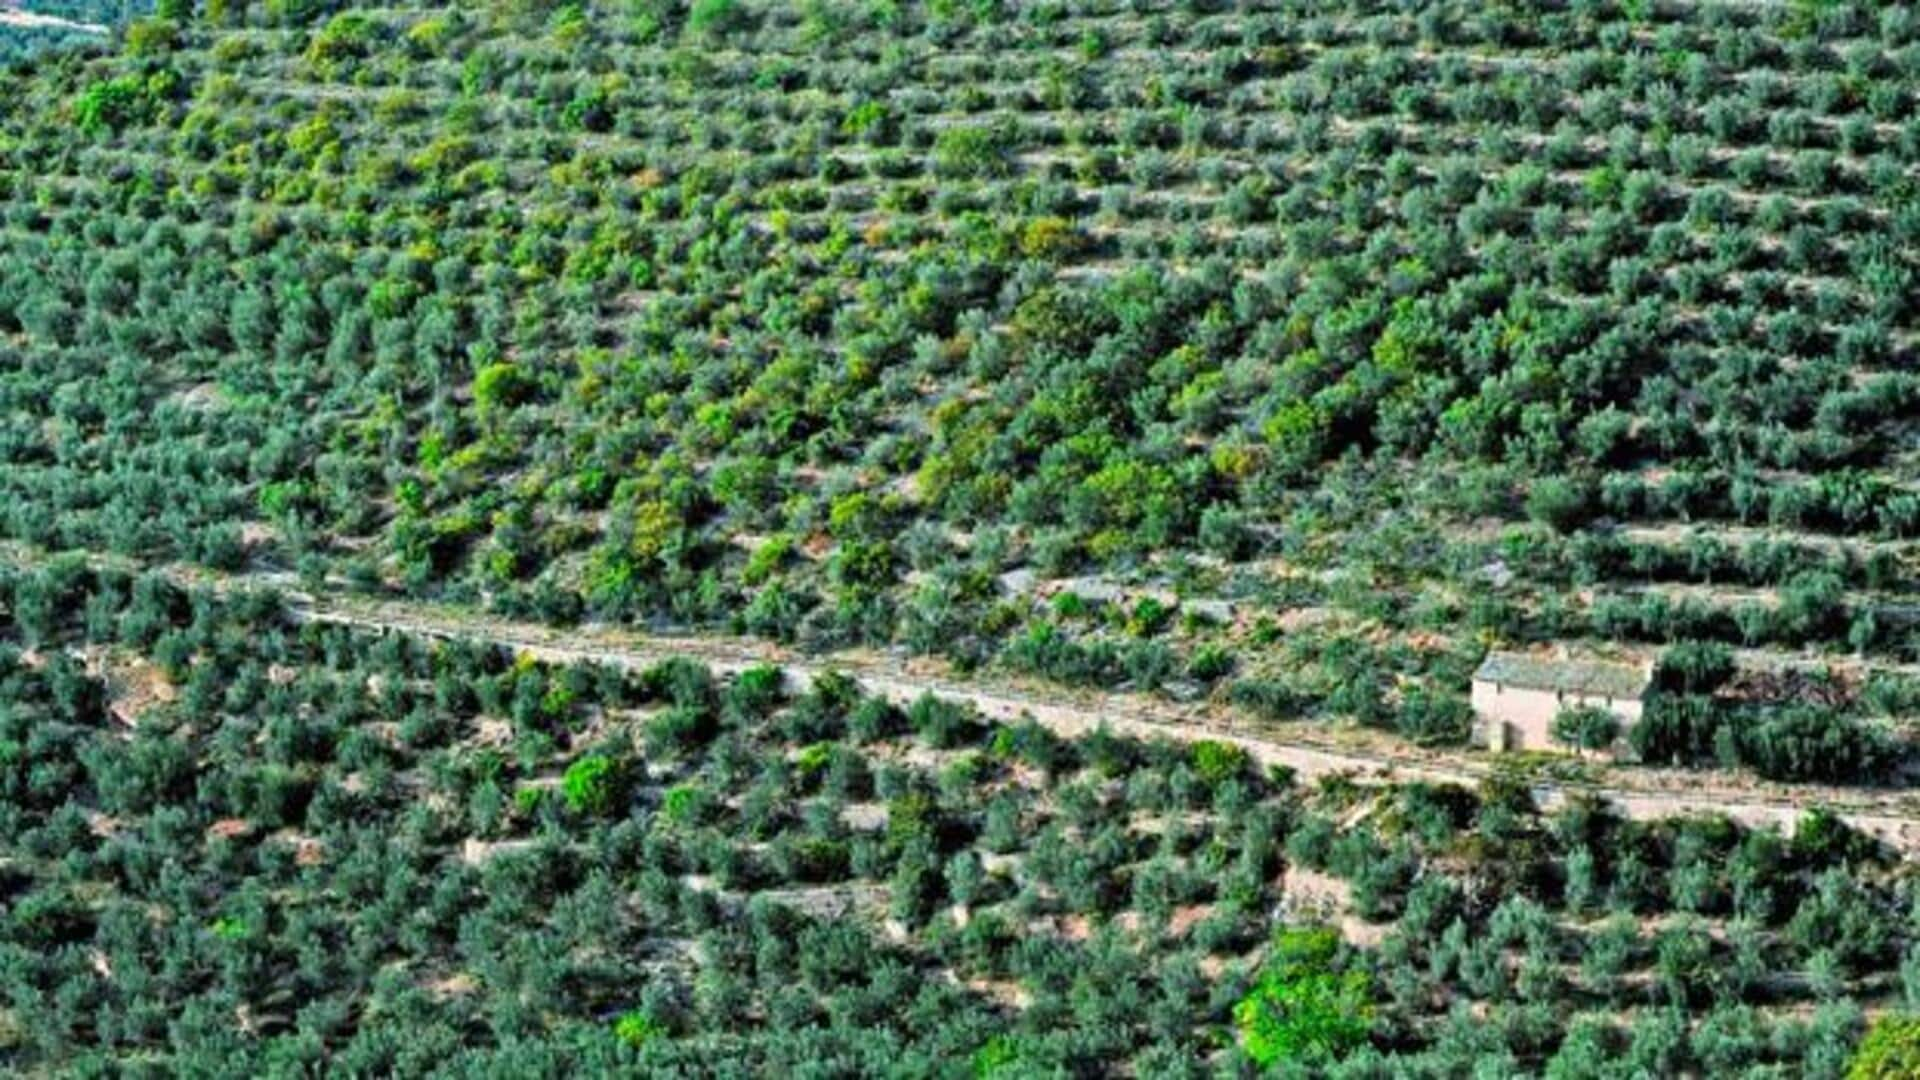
1471 651 1652 754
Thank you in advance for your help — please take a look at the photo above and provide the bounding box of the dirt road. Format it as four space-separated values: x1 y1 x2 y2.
11 544 1920 850
0 7 106 33
280 587 1920 852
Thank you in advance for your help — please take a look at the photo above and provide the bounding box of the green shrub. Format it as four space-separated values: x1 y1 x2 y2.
126 18 180 55
1396 688 1472 746
1126 596 1172 637
794 741 833 774
648 704 718 753
1232 678 1300 722
614 1009 664 1048
1849 1014 1920 1079
209 915 249 941
688 0 744 37
473 362 530 415
1191 740 1248 785
1551 706 1620 751
1734 707 1899 784
74 74 172 135
1234 927 1374 1066
306 13 376 69
1777 570 1847 643
561 753 630 816
973 1033 1020 1076
842 100 890 141
907 693 979 749
886 790 936 845
1658 641 1736 693
933 124 1012 178
405 14 457 56
1050 591 1088 619
1526 475 1594 532
1188 644 1235 682
1019 217 1079 260
725 664 786 720
513 785 544 815
661 783 706 824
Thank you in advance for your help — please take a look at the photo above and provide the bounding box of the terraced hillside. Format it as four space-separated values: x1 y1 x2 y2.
3 558 1913 1073
9 1 1920 1070
6 1 1920 773
0 1 126 61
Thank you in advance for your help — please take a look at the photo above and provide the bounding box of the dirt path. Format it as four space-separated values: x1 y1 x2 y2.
0 6 107 33
11 544 1920 851
282 589 1920 852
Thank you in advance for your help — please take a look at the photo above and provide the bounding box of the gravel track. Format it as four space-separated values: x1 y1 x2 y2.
11 544 1920 851
284 588 1920 852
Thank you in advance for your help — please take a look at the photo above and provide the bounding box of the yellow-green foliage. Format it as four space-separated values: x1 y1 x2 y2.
306 13 377 72
1019 216 1078 260
1850 1014 1920 1080
561 753 629 817
1191 739 1248 785
472 362 530 415
1235 927 1374 1067
613 1009 663 1048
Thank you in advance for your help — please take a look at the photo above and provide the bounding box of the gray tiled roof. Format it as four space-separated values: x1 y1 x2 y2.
1473 651 1651 699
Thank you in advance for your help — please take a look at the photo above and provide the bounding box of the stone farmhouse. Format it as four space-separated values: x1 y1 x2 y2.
1471 651 1653 754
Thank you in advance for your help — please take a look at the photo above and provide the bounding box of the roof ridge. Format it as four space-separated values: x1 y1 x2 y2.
1474 650 1652 698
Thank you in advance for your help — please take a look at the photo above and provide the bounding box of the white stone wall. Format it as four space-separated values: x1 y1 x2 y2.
1471 680 1642 753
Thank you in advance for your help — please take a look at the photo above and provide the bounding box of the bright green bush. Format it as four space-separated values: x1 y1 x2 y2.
1234 927 1374 1066
614 1009 664 1049
561 753 630 816
1849 1014 1920 1079
472 362 530 414
73 74 171 134
1191 739 1248 785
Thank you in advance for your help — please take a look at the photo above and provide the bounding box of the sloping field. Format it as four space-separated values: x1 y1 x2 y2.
3 552 1913 1073
2 3 1919 747
6 1 1920 1072
0 2 121 60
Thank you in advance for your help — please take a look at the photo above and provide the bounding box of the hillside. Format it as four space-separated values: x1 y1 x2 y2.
6 1 1920 731
0 1 125 60
6 1 1920 773
6 0 1920 1073
2 556 1910 1074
